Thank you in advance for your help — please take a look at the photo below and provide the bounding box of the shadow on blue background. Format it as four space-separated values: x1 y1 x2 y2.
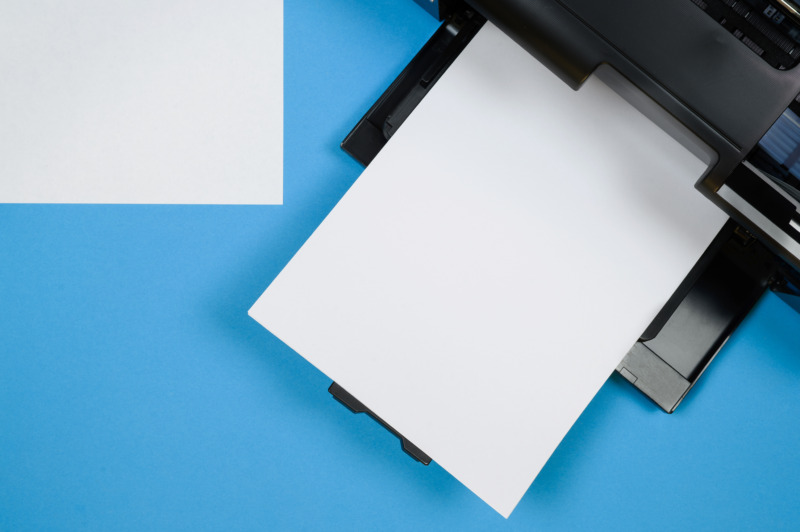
1 1 799 530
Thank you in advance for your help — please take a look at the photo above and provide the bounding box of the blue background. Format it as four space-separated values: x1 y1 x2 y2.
2 1 799 529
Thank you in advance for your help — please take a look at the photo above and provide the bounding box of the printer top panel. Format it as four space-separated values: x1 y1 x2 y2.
558 0 800 148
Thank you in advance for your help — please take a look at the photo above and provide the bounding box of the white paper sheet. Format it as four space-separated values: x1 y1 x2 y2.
249 23 727 517
0 0 281 204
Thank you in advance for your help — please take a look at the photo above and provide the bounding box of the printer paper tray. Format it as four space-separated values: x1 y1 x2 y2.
332 5 800 446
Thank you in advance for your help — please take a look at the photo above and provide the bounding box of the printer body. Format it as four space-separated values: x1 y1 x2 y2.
331 0 800 461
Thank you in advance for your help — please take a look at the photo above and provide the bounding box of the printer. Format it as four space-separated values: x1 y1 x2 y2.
328 0 800 457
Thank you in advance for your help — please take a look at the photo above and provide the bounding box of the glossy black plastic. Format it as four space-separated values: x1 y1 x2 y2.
618 220 800 412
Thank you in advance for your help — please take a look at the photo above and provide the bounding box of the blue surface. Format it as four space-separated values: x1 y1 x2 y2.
2 1 799 529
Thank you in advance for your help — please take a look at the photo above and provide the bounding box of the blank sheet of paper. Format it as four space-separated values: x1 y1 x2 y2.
249 23 727 517
0 0 281 204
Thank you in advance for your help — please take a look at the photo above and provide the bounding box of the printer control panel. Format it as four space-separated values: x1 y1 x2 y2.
691 0 800 69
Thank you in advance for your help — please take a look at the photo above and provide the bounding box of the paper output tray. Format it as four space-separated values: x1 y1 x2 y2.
332 4 800 463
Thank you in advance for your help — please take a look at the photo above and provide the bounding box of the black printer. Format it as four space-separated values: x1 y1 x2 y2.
330 0 800 461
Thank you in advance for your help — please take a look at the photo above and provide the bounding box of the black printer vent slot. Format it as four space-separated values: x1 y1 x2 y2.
690 0 800 69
